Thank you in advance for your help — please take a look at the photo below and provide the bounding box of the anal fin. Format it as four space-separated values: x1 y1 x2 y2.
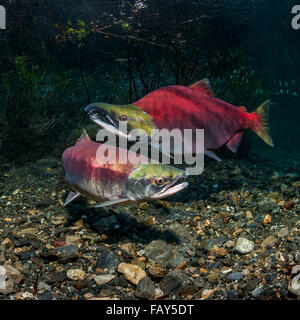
64 191 80 206
226 131 244 153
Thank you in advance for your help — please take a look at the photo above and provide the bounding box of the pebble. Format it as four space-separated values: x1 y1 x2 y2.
96 246 120 273
37 281 51 292
0 279 14 295
22 292 34 299
148 264 167 281
55 244 79 263
139 202 149 210
261 236 277 250
74 279 89 289
135 276 156 299
234 237 254 254
39 291 52 300
208 247 227 257
48 271 66 284
66 269 86 281
159 270 187 295
245 211 253 219
65 235 81 246
202 289 213 299
16 228 39 237
1 238 13 247
4 265 24 284
263 214 272 224
251 286 263 297
204 236 227 251
118 263 147 285
226 272 243 282
144 240 173 267
93 274 116 285
167 222 191 242
277 227 289 238
113 275 128 287
257 202 277 214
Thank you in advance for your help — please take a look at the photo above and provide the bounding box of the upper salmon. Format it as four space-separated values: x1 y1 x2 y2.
85 79 273 161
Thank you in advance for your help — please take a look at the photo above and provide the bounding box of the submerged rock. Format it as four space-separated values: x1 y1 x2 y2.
93 274 116 285
95 246 120 273
234 238 254 254
55 244 79 263
144 240 173 267
226 272 243 282
159 270 188 295
135 276 156 299
66 269 86 281
117 263 147 285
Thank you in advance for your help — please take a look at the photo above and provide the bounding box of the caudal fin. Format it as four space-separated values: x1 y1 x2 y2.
253 100 274 147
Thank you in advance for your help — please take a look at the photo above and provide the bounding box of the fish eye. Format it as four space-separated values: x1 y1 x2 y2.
156 177 165 185
120 115 127 121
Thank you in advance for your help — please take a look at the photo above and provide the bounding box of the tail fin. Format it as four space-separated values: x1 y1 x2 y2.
253 100 274 147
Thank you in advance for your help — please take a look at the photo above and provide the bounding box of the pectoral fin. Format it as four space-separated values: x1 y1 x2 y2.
94 198 129 208
226 131 244 153
204 150 222 162
64 191 80 206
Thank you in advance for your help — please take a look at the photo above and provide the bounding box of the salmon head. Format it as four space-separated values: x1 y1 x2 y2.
85 103 156 141
126 163 188 202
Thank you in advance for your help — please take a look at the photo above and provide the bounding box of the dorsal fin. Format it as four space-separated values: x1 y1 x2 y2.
239 106 247 112
189 78 214 97
76 129 91 144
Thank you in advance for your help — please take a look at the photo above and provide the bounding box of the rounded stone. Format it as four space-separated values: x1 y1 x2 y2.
66 269 86 281
234 237 254 254
117 263 147 285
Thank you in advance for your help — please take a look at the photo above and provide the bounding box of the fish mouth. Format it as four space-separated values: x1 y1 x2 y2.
152 176 189 199
85 104 131 140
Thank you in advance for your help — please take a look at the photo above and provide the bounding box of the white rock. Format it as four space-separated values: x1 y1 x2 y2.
92 274 116 285
234 237 254 254
66 269 86 281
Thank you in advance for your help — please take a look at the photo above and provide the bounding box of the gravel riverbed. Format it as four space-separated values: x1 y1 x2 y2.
0 154 299 300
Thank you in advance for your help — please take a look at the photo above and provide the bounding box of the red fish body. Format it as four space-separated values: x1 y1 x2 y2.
62 130 188 207
62 140 133 202
134 83 271 154
85 78 273 160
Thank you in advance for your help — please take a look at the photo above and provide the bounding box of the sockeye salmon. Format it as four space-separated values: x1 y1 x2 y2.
85 79 273 161
62 130 188 207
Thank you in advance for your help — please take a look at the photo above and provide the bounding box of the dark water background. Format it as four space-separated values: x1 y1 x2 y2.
0 0 299 164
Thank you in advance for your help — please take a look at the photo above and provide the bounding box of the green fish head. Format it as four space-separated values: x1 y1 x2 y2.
85 103 156 140
126 163 189 201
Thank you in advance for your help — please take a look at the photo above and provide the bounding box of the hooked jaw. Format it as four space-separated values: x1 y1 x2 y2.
86 104 132 140
152 175 189 199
